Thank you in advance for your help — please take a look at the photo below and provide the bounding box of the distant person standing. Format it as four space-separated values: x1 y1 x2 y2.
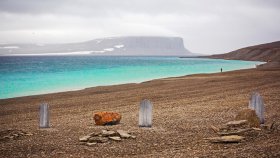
221 68 223 73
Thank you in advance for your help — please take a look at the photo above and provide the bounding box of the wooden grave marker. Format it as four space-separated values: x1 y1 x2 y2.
249 92 265 124
39 103 50 128
139 99 153 127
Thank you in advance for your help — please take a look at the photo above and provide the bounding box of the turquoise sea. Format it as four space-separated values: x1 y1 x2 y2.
0 56 263 99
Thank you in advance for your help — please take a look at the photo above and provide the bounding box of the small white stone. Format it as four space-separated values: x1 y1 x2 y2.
86 142 97 146
109 136 122 141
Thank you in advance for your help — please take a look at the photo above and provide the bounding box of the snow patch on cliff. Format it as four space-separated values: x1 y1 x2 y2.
114 45 124 48
104 48 114 51
0 46 19 49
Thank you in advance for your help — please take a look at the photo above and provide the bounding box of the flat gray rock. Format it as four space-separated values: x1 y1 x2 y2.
226 120 248 127
88 137 109 143
206 135 245 143
79 135 91 142
87 132 99 137
117 130 131 138
101 130 117 137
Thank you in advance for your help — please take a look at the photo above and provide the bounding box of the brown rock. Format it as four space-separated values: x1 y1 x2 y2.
93 112 122 126
235 108 260 127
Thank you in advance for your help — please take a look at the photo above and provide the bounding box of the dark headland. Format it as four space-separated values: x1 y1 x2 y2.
205 41 280 69
0 41 280 157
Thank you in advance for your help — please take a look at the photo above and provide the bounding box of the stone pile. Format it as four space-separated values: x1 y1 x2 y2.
206 119 259 143
205 107 269 143
0 129 33 141
79 129 136 146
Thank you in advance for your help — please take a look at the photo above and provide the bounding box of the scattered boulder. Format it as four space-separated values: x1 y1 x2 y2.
93 112 122 126
235 108 260 127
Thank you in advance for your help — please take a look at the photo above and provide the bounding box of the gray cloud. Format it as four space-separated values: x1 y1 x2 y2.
0 0 279 54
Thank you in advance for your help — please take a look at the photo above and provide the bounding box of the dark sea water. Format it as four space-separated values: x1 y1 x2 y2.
0 56 263 99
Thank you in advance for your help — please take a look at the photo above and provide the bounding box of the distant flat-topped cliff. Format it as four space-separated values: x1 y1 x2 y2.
208 41 280 62
0 36 193 56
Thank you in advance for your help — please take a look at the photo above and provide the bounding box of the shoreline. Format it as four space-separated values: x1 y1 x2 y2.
1 67 260 101
0 57 263 100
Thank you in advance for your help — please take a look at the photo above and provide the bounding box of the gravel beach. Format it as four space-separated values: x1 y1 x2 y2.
1 65 280 157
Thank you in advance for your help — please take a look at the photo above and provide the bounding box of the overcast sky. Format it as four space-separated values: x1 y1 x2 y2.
0 0 279 54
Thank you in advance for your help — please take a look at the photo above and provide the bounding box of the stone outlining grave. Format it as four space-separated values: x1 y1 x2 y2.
205 92 267 143
79 130 136 146
206 119 260 143
206 108 274 143
139 99 153 127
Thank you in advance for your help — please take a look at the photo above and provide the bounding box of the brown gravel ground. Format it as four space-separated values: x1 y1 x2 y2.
0 65 280 158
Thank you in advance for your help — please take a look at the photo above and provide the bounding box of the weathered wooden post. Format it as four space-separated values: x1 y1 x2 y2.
139 99 153 127
39 103 50 128
249 92 265 124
